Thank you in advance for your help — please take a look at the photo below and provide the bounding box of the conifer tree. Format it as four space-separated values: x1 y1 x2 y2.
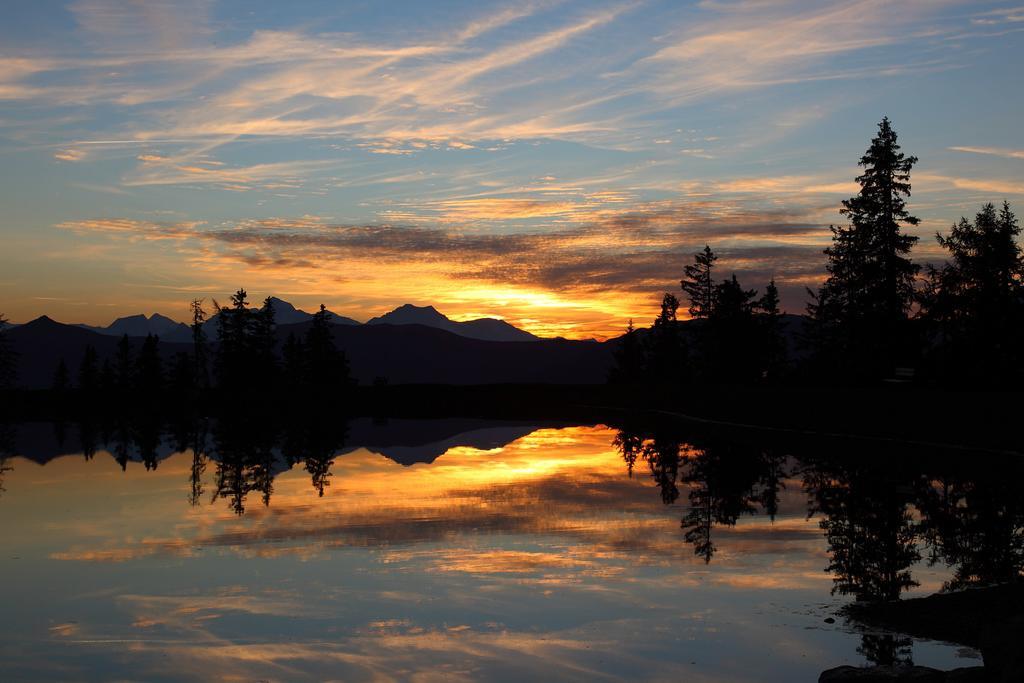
646 293 687 383
706 275 759 381
681 245 718 319
304 304 350 394
921 201 1023 380
757 279 786 378
811 117 920 376
190 298 208 389
610 319 644 383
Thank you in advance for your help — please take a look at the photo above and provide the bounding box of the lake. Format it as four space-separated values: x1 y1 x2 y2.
0 416 1015 682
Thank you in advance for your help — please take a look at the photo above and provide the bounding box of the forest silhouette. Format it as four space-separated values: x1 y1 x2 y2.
0 117 1021 409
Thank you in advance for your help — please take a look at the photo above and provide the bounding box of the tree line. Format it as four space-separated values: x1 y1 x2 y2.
613 117 1023 387
29 290 352 403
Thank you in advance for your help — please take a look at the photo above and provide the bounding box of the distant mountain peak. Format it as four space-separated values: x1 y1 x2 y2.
367 304 538 342
368 304 449 326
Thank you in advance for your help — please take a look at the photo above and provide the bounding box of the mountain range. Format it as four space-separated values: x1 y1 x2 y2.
67 298 536 344
5 314 614 389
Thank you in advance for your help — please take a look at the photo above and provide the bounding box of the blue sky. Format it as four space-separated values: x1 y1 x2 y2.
1 0 1022 337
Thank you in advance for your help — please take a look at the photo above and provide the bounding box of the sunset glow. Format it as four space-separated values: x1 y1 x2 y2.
2 1 1023 337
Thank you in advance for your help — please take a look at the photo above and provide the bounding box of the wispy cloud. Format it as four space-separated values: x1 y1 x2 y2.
949 145 1024 160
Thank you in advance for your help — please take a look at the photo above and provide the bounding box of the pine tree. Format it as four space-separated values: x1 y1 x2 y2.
921 201 1023 381
812 117 920 377
215 289 251 392
757 279 787 379
681 245 718 319
190 298 208 389
305 304 350 394
610 319 644 383
646 293 687 383
706 275 759 381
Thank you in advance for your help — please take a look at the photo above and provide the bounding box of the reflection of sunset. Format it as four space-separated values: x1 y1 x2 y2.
0 425 971 680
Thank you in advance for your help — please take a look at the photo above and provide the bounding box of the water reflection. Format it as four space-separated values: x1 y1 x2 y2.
0 417 1018 680
611 423 1024 668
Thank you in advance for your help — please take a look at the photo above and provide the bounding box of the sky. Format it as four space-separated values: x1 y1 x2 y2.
0 0 1022 339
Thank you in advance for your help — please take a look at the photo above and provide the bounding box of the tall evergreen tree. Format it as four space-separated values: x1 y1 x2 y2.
215 289 252 392
304 304 350 394
756 279 787 379
920 201 1023 381
645 293 687 383
190 298 209 390
706 274 759 382
681 245 718 319
610 319 644 383
811 117 920 377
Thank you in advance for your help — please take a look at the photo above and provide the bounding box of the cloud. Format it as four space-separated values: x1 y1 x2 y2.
54 148 87 162
949 145 1024 160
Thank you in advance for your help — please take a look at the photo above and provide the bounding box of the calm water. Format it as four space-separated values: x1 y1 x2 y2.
0 417 1015 682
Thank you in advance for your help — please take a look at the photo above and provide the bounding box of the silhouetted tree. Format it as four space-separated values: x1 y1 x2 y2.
304 304 349 394
214 290 278 393
610 319 644 384
78 345 99 394
0 313 16 390
920 202 1023 383
190 298 209 390
757 279 787 379
810 117 920 378
681 245 718 319
215 289 250 391
705 274 759 382
645 293 687 383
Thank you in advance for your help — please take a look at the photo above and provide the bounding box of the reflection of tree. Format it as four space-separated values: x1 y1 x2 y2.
613 427 645 477
281 415 348 497
681 441 761 563
916 466 1024 590
758 450 788 522
804 461 920 603
612 427 779 563
0 422 15 498
210 417 278 515
857 633 913 668
77 419 97 461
